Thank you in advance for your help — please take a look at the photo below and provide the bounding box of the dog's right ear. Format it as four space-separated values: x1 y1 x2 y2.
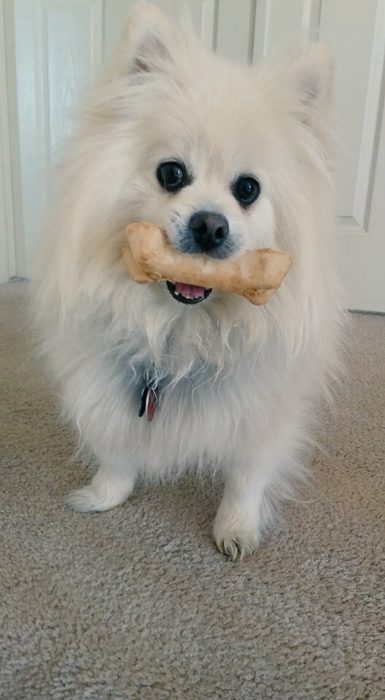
114 2 176 77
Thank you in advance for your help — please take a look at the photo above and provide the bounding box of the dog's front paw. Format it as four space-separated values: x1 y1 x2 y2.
65 486 120 512
213 502 262 561
65 470 134 513
213 528 261 561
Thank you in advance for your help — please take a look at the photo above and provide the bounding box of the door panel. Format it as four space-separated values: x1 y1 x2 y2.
4 0 104 273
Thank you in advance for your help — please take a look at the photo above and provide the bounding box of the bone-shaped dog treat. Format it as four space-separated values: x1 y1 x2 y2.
122 222 293 305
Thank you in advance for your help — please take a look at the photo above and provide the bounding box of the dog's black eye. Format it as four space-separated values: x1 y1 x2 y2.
156 161 190 193
232 175 261 207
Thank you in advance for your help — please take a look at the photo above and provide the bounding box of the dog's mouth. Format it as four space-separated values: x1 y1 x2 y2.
166 281 212 305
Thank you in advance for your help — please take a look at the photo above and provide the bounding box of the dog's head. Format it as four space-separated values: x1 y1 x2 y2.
44 3 333 322
101 2 333 307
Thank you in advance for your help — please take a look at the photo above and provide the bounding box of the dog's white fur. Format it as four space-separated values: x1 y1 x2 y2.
34 3 344 559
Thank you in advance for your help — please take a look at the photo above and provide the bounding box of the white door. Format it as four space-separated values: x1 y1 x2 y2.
1 0 385 312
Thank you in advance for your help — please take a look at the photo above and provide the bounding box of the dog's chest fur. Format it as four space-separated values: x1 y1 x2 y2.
57 304 292 474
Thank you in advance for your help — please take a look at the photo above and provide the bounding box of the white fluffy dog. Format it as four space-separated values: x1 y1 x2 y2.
35 3 343 559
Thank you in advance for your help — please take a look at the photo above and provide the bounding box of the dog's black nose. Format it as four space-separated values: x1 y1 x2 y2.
188 211 229 252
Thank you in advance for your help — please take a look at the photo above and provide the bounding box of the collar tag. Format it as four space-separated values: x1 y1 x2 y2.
138 384 157 421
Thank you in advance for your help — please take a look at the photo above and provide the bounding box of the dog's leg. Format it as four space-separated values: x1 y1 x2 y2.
213 468 269 561
65 451 137 512
213 417 305 560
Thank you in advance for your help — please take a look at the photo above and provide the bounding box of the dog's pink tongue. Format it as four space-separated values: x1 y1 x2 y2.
174 282 205 299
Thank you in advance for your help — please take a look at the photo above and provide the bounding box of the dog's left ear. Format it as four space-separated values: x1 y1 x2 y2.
291 42 333 105
114 2 177 77
290 42 333 136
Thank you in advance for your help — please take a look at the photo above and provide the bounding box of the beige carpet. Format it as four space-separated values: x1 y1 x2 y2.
1 280 384 700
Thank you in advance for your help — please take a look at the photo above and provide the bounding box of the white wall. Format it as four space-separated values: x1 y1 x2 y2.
0 0 16 281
